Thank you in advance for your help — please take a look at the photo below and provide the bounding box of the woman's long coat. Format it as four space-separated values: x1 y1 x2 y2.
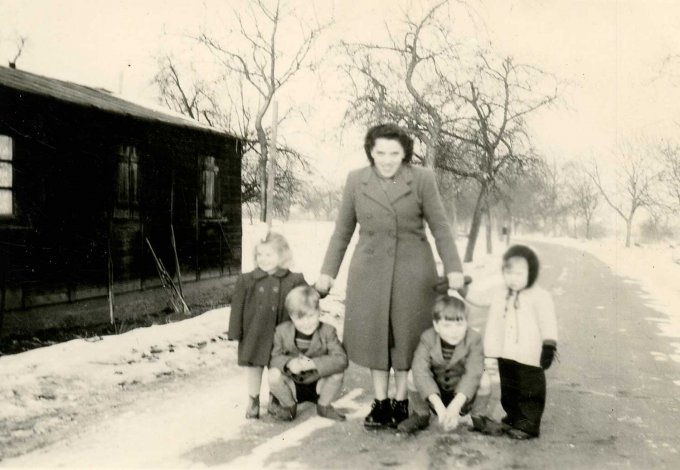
227 268 307 366
321 165 462 370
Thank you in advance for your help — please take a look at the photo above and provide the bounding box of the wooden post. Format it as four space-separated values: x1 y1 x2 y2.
0 259 6 338
266 101 278 229
169 175 184 298
107 222 115 325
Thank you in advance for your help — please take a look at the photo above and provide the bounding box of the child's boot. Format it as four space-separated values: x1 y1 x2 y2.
272 402 297 422
245 395 260 419
317 404 346 421
471 415 504 436
396 413 430 434
364 398 392 428
390 398 409 428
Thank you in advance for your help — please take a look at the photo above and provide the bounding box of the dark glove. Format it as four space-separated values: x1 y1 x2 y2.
432 275 473 296
540 341 557 370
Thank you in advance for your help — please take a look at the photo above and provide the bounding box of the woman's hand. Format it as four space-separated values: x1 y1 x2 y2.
446 272 466 290
314 275 334 297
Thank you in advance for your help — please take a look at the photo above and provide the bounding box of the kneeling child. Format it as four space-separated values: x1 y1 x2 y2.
398 295 492 434
268 285 348 421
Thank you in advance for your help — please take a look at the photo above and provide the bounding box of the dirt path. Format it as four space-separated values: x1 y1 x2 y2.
3 242 680 468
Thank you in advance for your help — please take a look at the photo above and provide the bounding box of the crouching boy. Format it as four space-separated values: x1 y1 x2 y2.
398 295 494 434
268 286 348 422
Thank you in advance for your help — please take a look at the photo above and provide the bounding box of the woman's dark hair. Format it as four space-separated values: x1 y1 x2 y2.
363 123 414 165
502 244 540 288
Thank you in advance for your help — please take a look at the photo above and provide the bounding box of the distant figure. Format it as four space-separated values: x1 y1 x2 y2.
227 232 307 419
268 286 348 422
397 295 495 435
501 226 510 246
466 244 559 439
315 123 465 429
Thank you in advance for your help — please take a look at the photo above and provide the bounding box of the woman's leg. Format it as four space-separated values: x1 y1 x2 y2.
371 369 390 400
390 370 410 426
394 370 409 400
365 369 392 428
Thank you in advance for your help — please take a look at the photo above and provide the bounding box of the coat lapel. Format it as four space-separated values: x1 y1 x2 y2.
282 322 298 352
303 326 324 357
361 167 395 213
432 330 470 366
447 333 469 366
384 165 413 204
432 334 446 364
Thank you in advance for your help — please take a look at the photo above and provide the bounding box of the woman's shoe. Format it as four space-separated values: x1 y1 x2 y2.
245 395 260 419
364 398 392 428
506 428 535 440
390 399 409 428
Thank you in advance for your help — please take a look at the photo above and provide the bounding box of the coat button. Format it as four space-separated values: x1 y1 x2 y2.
259 286 264 293
273 286 279 293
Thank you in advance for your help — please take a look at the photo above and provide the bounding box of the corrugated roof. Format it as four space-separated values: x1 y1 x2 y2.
0 65 236 138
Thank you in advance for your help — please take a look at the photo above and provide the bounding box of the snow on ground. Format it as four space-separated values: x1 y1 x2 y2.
0 219 503 457
525 235 680 371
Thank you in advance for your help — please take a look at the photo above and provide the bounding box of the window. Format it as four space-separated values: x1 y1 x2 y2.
201 156 219 218
114 145 139 219
0 135 13 216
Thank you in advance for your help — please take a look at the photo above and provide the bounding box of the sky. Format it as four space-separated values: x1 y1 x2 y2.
2 0 680 183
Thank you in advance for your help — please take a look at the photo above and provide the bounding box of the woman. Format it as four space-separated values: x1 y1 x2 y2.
315 123 465 428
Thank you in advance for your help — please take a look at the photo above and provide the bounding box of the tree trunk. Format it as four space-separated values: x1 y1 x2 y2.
585 217 591 240
464 184 487 263
485 205 493 255
625 218 632 247
256 126 269 222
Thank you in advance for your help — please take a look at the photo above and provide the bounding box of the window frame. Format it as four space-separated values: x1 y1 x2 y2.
0 134 14 218
114 145 140 220
200 155 220 219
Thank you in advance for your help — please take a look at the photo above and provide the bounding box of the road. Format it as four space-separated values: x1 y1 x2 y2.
3 241 680 469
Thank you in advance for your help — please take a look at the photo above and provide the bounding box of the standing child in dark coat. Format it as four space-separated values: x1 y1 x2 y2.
228 232 307 419
268 286 348 422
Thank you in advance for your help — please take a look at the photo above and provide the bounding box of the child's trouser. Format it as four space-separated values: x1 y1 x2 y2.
268 368 344 407
407 371 490 417
497 358 546 436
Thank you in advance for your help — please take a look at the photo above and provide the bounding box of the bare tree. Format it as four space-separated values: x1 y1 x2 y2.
340 3 558 261
564 161 599 239
198 0 327 222
587 145 660 247
657 140 680 209
153 54 310 221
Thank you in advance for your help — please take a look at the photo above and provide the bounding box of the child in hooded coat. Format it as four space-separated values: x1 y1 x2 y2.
465 244 558 439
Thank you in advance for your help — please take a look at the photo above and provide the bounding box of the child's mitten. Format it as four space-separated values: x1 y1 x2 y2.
540 340 557 369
